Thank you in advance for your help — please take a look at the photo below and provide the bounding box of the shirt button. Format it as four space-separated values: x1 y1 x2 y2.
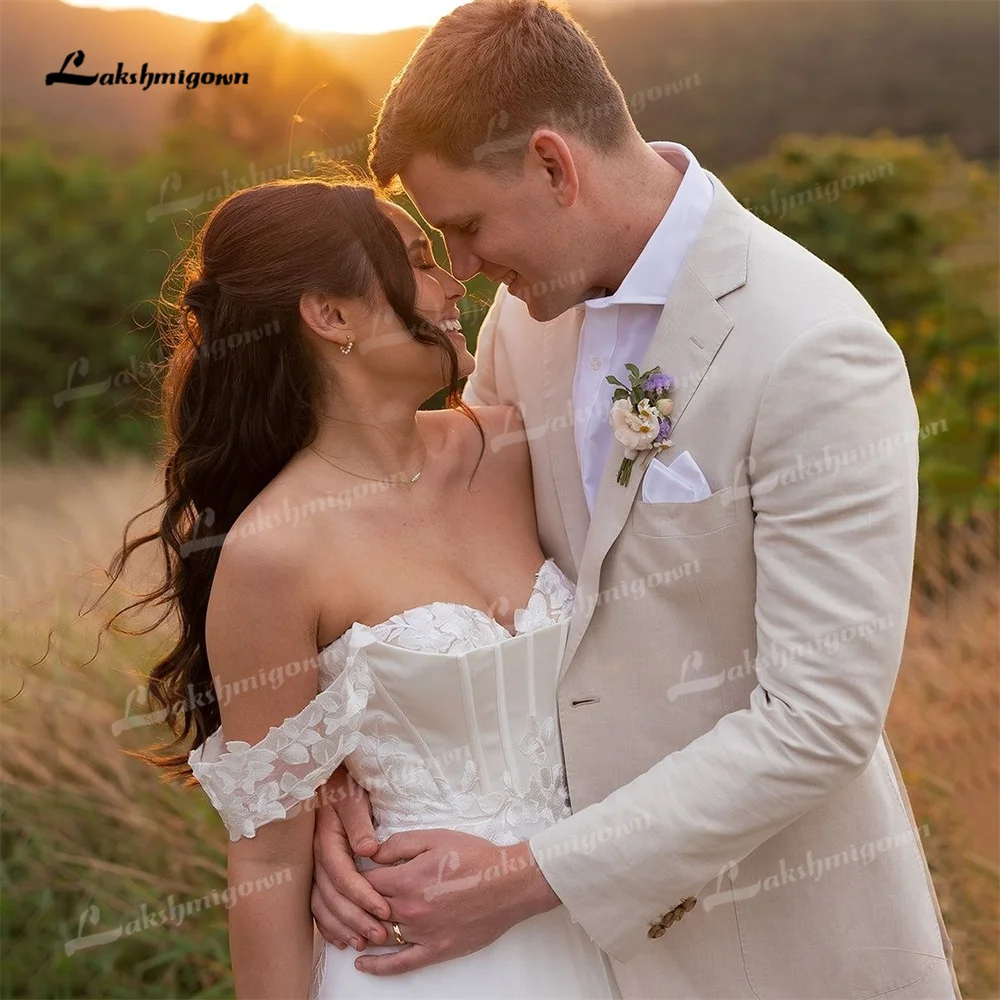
589 356 603 371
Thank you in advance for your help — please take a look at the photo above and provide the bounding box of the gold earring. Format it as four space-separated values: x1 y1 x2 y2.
340 338 353 356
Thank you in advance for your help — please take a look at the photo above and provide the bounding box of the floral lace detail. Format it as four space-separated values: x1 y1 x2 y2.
318 559 574 681
514 560 577 634
349 603 512 659
451 719 571 841
191 559 577 843
357 702 571 846
189 644 374 841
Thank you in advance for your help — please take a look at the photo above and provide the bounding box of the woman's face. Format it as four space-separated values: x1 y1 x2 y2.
371 201 474 389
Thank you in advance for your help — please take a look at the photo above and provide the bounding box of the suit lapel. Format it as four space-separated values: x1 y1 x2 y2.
540 306 590 576
560 175 751 678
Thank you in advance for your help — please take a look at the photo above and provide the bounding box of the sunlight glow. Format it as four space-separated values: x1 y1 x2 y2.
61 0 466 35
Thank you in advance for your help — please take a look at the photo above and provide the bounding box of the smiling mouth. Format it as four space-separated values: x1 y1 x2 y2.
436 318 463 334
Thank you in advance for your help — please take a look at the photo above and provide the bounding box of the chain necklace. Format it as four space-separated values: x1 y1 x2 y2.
307 441 426 485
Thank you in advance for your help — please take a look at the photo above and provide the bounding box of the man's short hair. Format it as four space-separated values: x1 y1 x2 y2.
369 0 635 189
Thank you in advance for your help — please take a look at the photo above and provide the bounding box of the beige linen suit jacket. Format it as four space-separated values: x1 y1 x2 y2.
462 174 960 999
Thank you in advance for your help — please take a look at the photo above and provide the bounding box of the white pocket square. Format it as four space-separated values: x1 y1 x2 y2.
640 450 712 504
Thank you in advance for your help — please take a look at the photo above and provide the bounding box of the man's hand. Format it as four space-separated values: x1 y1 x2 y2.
352 829 560 976
311 765 391 951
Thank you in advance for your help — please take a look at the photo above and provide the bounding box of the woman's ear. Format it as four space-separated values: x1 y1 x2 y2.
299 291 350 347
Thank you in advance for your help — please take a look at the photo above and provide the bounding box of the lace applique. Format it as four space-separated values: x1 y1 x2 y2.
514 560 576 634
354 712 571 846
316 558 575 684
361 604 511 657
189 637 375 841
451 715 571 842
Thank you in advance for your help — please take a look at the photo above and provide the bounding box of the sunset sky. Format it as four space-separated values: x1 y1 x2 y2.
62 0 467 34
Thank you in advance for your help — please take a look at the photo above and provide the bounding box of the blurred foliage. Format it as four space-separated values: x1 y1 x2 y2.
726 133 999 525
0 6 996 529
4 131 994 525
578 0 999 171
3 1 997 172
161 5 372 181
0 141 182 458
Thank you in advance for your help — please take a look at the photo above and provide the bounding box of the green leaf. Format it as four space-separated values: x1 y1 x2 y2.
612 388 630 401
624 363 641 379
605 375 627 388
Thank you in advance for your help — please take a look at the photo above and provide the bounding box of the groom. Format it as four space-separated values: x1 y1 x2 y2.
311 1 960 996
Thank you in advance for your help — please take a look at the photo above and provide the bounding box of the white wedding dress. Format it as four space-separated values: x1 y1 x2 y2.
189 558 621 999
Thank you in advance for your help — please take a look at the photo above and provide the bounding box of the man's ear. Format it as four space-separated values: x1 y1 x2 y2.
528 130 579 208
300 291 349 346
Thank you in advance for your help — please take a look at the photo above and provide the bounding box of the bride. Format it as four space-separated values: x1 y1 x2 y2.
112 176 620 999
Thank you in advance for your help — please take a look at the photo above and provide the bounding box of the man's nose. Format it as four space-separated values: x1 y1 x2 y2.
448 248 483 283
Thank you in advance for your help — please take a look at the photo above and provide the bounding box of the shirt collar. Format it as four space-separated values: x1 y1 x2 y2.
584 141 714 309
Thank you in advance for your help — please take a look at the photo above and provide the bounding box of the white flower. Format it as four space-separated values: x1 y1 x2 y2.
637 398 659 421
609 398 660 452
657 398 674 417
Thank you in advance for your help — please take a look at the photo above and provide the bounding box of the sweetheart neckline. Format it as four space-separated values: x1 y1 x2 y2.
319 558 564 653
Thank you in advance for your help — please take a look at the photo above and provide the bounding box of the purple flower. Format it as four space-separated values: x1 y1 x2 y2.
654 417 672 443
643 372 674 395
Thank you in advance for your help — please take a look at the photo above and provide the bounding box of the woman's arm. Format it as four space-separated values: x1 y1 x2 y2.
204 525 326 999
228 812 315 1000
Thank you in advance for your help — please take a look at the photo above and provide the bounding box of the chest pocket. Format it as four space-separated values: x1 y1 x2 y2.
630 485 738 537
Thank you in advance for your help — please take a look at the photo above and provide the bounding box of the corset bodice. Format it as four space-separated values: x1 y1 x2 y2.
190 559 577 845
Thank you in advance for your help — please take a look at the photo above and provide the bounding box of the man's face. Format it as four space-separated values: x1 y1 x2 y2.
399 151 590 322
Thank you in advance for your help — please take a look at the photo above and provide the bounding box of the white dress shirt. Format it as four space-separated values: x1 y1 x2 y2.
573 142 714 514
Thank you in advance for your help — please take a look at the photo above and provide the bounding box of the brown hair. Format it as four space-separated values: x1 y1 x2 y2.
100 177 483 781
369 0 635 188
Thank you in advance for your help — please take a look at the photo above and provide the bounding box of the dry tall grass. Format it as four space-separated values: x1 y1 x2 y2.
1 459 997 998
888 520 1000 996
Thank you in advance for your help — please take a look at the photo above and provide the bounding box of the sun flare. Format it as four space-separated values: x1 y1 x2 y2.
61 0 466 35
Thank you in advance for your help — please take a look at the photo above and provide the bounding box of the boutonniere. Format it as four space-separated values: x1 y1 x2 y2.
606 364 674 487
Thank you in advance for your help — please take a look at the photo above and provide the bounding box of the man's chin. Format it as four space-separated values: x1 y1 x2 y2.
514 288 571 323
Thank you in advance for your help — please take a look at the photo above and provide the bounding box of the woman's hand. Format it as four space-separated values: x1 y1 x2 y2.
311 765 392 950
353 830 560 976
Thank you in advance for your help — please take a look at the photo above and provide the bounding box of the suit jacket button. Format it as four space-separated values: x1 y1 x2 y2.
647 922 666 939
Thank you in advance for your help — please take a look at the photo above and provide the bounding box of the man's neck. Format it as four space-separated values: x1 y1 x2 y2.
589 145 684 295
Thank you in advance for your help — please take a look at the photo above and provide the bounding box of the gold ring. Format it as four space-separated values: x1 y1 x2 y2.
390 921 406 945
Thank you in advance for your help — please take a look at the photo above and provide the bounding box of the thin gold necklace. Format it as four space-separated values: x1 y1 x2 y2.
308 441 427 485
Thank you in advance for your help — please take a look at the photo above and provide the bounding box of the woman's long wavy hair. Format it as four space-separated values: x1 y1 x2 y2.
101 177 483 782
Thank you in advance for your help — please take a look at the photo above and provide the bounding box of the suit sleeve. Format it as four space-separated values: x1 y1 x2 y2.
461 285 512 407
527 317 921 963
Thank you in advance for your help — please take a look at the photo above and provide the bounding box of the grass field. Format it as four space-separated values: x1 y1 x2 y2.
1 459 997 998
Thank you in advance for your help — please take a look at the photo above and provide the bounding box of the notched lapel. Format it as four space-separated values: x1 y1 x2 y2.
560 177 751 679
541 305 590 576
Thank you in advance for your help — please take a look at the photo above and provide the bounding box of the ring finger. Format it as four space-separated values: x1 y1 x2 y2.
381 918 409 947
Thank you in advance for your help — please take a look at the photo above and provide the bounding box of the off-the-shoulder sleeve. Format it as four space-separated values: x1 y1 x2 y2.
189 627 378 841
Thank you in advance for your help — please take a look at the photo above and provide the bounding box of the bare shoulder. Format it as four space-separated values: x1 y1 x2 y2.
207 497 318 643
